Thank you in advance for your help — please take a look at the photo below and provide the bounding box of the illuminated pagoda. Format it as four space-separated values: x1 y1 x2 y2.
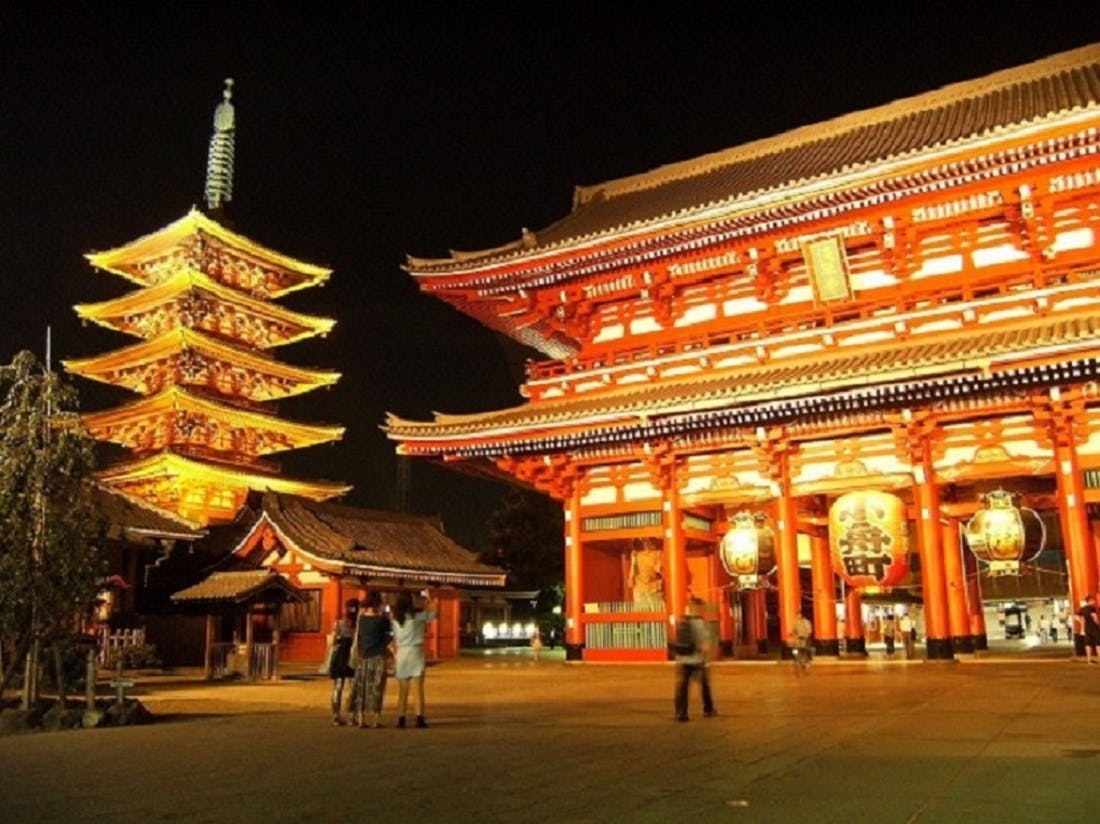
66 80 349 526
388 44 1100 662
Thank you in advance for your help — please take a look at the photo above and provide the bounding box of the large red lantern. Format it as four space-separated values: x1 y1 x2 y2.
719 511 776 589
962 489 1045 576
829 490 909 590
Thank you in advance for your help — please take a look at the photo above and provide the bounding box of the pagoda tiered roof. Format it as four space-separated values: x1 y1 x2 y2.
63 328 340 401
96 452 350 512
81 386 344 456
86 209 331 298
74 268 335 348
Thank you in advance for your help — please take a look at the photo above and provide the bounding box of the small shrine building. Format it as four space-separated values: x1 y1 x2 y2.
386 45 1100 662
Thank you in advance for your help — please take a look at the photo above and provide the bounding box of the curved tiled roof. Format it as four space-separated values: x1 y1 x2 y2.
412 43 1100 270
171 569 302 603
93 484 205 540
261 493 506 584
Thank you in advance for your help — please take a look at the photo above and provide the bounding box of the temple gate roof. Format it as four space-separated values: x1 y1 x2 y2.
408 44 1100 272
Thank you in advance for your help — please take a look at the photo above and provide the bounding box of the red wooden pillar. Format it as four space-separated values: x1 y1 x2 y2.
941 518 974 653
751 588 769 653
564 487 584 660
844 585 866 655
244 606 255 680
664 460 689 658
913 441 953 660
712 540 733 658
772 449 801 659
809 529 839 656
1054 431 1095 656
203 613 216 680
962 548 988 650
1091 520 1100 580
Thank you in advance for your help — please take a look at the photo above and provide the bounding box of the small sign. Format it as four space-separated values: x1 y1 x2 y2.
110 677 136 706
803 235 853 304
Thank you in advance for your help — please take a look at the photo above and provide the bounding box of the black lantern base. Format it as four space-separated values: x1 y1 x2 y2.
844 637 867 656
565 643 584 661
971 633 988 651
814 639 841 656
925 638 955 660
756 639 769 655
951 635 975 654
718 640 733 658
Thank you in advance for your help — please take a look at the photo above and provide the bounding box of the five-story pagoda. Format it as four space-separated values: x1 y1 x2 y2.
65 80 349 525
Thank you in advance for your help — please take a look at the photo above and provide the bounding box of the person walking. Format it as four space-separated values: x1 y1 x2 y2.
898 612 915 659
673 598 716 721
882 612 896 658
350 591 393 728
327 598 358 726
789 612 814 673
1079 595 1100 664
1038 614 1050 643
392 590 436 728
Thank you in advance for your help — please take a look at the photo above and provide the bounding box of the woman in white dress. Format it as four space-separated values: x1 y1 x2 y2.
391 590 436 728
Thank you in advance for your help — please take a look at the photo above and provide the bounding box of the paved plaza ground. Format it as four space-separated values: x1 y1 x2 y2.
1 643 1098 823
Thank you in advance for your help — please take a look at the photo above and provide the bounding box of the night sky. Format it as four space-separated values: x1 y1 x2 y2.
3 5 1100 550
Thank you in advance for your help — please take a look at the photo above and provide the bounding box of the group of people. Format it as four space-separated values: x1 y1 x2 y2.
327 590 436 729
871 611 919 659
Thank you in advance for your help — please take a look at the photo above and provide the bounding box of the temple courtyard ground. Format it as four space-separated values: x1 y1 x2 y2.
1 643 1097 823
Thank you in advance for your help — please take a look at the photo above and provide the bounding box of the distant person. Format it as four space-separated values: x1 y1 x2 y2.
898 612 915 659
392 590 437 728
351 591 393 728
1079 595 1100 664
1038 614 1050 643
882 612 896 658
328 598 358 726
673 598 715 721
790 613 814 662
531 628 543 662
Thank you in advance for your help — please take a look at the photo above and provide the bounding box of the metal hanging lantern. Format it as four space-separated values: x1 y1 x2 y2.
719 511 776 589
962 489 1046 576
829 490 909 591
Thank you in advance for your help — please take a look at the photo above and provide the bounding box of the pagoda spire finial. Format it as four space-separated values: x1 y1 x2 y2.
204 78 235 213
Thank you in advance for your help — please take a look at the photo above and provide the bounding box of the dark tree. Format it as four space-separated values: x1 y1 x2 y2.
0 351 102 705
480 488 564 591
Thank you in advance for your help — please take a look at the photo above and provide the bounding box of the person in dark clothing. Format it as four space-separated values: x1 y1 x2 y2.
351 591 394 728
673 598 715 721
1079 595 1100 665
882 612 896 658
329 598 358 725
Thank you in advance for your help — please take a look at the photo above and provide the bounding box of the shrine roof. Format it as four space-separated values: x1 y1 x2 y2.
408 43 1100 273
171 569 303 604
87 208 331 296
385 312 1100 440
74 269 336 347
81 386 345 453
250 492 506 586
92 484 205 541
96 452 352 501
